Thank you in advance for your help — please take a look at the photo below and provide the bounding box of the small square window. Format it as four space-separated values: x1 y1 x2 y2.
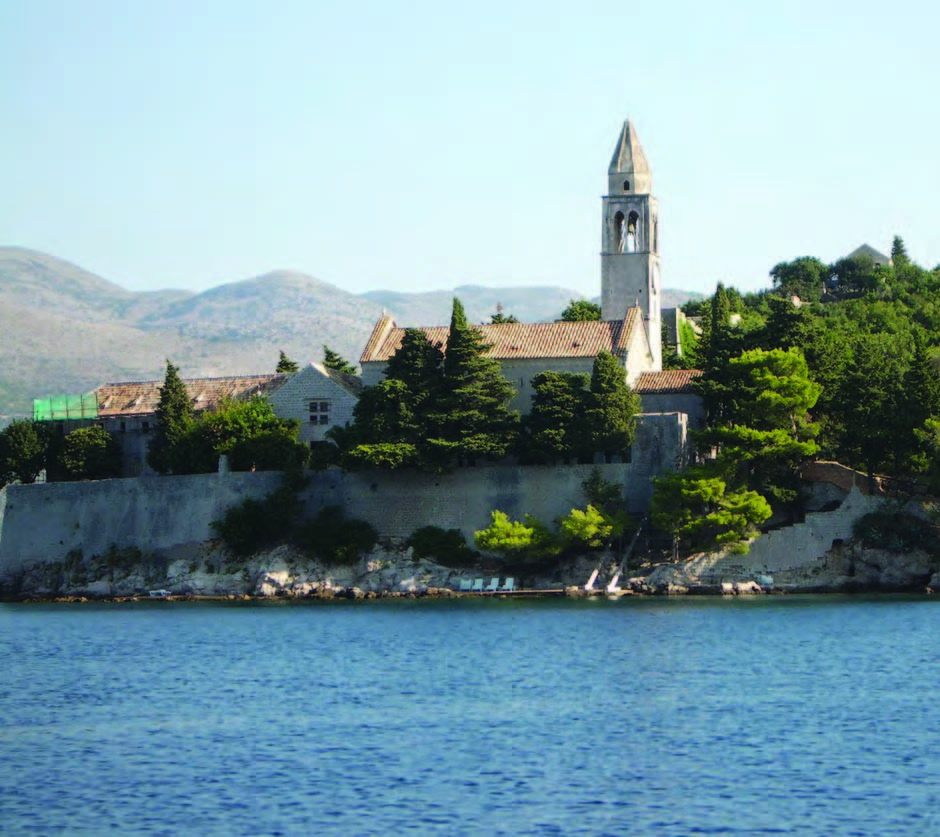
318 414 329 425
320 402 330 412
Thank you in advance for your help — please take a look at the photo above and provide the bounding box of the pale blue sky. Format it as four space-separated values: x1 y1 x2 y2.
3 0 938 299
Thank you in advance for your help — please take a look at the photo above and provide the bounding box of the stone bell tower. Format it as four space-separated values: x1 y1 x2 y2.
601 119 661 369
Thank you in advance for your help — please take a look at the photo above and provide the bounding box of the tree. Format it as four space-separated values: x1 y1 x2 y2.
58 426 122 481
178 397 306 474
651 466 772 553
699 348 821 504
427 298 518 464
560 300 601 322
518 372 591 464
473 510 556 561
0 420 48 486
694 283 744 425
490 303 519 324
585 351 641 456
891 235 910 269
322 345 357 375
769 256 828 301
329 329 443 470
276 351 299 374
895 332 940 474
147 360 194 474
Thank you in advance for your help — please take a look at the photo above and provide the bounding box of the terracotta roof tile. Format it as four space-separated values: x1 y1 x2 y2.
361 309 644 364
95 373 289 417
635 369 703 394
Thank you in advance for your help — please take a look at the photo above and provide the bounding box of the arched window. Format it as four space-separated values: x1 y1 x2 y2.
652 216 659 253
623 179 630 192
626 211 639 253
613 211 625 252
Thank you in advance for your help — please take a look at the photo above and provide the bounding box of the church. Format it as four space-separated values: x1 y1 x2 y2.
359 119 702 423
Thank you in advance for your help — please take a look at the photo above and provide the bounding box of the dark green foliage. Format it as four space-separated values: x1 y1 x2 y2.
891 236 910 269
58 426 122 481
276 351 300 374
407 526 478 567
322 345 357 375
428 298 519 465
582 468 624 514
295 505 378 565
770 256 828 301
490 303 519 324
695 283 746 425
0 420 48 486
519 372 591 463
585 351 640 456
853 511 936 555
211 481 303 556
147 360 194 474
173 397 306 475
560 299 601 322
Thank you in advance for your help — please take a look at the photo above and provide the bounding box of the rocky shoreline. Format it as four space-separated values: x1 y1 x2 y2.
4 535 940 603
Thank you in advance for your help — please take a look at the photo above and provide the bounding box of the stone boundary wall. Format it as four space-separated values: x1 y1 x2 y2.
0 414 685 579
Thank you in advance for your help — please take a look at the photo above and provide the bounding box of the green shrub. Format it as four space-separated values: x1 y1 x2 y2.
407 526 478 567
853 511 938 554
58 426 122 481
474 510 558 563
211 484 301 556
295 505 378 565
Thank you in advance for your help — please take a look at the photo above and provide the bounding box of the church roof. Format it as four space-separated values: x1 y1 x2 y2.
360 309 643 364
95 373 290 417
635 369 702 394
609 120 651 181
310 362 364 397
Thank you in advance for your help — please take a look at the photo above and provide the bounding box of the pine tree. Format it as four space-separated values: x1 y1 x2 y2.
276 351 299 374
147 360 194 474
897 331 940 474
585 351 641 457
428 298 518 463
560 299 601 322
322 345 357 375
695 283 744 425
490 303 519 324
891 235 910 268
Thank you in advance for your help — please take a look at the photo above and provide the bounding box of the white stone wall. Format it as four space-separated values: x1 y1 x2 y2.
0 414 687 579
0 471 282 577
267 365 358 444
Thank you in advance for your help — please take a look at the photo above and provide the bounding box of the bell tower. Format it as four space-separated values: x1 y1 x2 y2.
601 119 661 369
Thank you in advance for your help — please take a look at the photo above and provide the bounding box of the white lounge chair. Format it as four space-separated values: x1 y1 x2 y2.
485 577 500 592
500 577 515 592
458 578 472 591
471 578 484 592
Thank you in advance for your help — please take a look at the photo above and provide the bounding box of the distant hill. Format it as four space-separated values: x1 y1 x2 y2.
0 247 704 418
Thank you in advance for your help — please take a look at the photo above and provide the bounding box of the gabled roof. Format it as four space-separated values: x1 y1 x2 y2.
846 243 891 266
95 373 290 417
310 362 364 397
360 308 643 364
635 369 702 394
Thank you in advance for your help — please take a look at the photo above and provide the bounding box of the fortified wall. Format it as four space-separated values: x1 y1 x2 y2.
0 414 686 580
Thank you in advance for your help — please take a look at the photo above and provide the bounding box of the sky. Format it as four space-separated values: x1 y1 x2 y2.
3 0 939 300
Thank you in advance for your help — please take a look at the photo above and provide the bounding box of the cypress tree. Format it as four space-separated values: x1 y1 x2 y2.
519 372 591 464
585 351 640 457
429 298 518 463
147 360 194 474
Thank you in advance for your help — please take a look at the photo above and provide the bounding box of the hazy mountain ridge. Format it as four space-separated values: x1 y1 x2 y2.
0 247 703 418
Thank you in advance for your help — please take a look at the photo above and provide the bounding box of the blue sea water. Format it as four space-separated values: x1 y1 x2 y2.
2 596 940 836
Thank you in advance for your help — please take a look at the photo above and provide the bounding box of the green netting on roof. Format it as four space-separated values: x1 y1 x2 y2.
33 393 99 421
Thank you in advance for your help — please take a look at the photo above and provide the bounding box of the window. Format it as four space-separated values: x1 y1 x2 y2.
120 421 126 433
623 179 630 192
309 400 331 425
613 211 625 252
141 421 150 434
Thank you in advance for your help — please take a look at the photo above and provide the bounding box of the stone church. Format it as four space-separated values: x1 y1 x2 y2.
360 119 702 424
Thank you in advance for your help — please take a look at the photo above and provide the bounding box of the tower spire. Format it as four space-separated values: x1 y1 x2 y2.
608 120 652 195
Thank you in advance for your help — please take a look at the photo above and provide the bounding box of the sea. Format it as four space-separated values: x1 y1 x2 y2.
1 595 939 836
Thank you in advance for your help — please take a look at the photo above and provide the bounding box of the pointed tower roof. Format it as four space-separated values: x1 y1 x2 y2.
608 120 652 194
